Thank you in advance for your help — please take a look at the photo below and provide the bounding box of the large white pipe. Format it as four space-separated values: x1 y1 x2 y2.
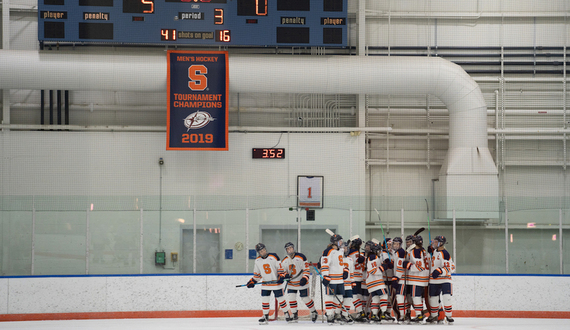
0 50 497 180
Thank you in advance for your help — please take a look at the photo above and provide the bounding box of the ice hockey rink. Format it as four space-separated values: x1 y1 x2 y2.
0 317 568 330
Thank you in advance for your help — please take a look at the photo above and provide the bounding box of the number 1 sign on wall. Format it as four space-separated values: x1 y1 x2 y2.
297 176 324 208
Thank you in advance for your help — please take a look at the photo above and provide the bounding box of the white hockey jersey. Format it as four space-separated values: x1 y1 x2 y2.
343 255 355 291
405 247 430 287
429 249 455 284
348 248 365 282
379 250 393 279
393 248 407 281
366 254 388 293
281 252 311 289
253 253 285 289
321 246 344 284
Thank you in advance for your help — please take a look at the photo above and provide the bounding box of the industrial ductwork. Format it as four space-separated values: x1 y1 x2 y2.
0 50 498 219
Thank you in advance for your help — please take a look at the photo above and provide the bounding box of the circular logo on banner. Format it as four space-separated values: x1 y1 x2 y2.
184 111 216 131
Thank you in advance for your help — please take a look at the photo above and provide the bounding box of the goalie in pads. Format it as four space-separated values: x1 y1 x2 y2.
281 242 318 322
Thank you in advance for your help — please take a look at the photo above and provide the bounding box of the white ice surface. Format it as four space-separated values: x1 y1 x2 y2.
0 317 568 330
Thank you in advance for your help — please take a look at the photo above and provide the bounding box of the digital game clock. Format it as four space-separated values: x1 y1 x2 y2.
252 148 285 159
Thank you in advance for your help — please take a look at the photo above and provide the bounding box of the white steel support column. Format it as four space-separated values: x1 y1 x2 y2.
400 208 404 238
193 206 197 274
31 207 35 275
357 0 366 55
86 208 90 274
558 209 564 275
140 209 144 274
349 207 353 239
505 208 509 274
2 0 10 131
297 207 301 253
245 207 249 272
452 209 457 262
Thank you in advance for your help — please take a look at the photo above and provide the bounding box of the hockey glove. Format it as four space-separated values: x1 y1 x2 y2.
322 276 331 287
402 260 412 270
246 278 256 288
277 274 285 284
391 277 399 289
432 268 442 279
357 255 365 264
343 268 349 279
300 276 308 286
284 273 291 280
383 260 394 270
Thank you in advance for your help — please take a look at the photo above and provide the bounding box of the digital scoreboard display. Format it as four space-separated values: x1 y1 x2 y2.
38 0 347 47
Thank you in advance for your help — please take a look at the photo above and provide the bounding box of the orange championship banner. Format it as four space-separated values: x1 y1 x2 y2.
166 50 229 150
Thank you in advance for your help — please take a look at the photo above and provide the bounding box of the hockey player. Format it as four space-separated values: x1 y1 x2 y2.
340 242 355 324
346 235 367 321
365 241 393 323
426 235 455 324
246 243 292 324
390 237 406 322
380 238 395 319
320 233 345 325
402 235 430 323
281 242 318 323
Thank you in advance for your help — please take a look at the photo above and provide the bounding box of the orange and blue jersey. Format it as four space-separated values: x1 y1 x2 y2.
405 248 429 287
281 252 311 288
252 252 285 289
366 254 388 293
321 246 344 285
429 249 455 284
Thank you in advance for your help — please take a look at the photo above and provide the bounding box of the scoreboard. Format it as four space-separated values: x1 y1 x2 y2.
38 0 347 47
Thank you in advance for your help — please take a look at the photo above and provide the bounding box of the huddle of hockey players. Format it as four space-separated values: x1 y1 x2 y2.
244 229 455 326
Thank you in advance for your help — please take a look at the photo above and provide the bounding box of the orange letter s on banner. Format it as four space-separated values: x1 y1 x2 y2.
188 65 208 91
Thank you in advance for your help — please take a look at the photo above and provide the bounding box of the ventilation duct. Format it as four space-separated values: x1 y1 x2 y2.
0 50 498 219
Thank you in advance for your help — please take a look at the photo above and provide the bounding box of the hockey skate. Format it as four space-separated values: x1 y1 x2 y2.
292 311 299 323
341 314 354 325
354 311 368 322
311 310 319 323
284 311 293 323
334 313 345 325
381 310 394 322
327 313 335 325
369 314 380 323
425 315 438 324
258 314 269 325
446 316 454 324
411 314 425 323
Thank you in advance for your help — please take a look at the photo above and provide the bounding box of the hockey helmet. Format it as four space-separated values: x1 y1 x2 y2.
392 237 403 249
434 235 447 246
330 233 343 245
255 243 266 252
405 235 414 242
348 235 363 249
284 242 295 250
414 235 424 245
370 242 381 254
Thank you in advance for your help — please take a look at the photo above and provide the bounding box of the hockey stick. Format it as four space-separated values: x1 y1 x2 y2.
236 279 289 287
413 227 425 236
319 273 325 323
374 208 391 262
425 199 431 244
312 265 355 321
